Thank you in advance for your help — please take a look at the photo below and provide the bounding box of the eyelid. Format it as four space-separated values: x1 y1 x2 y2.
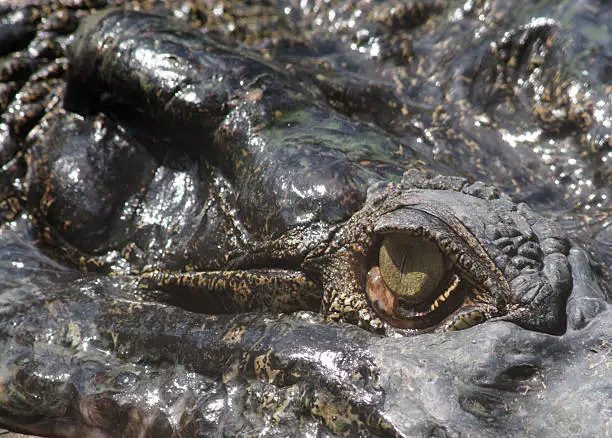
374 207 509 310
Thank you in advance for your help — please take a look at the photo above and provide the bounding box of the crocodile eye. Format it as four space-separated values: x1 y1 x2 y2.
378 235 444 302
366 233 472 330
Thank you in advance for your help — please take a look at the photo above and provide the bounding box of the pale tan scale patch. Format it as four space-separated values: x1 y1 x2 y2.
222 325 247 344
246 88 263 102
66 321 82 348
45 299 59 317
254 351 282 384
309 389 365 435
127 303 143 313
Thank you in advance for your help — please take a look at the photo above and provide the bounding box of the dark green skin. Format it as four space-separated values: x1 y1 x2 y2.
0 0 610 436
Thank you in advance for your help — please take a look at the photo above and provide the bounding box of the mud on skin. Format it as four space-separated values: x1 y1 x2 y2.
0 0 610 437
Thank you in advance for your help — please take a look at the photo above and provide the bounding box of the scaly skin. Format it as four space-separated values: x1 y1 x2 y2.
0 1 609 437
14 8 595 334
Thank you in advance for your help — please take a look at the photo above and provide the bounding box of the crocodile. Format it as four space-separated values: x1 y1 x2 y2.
0 0 610 437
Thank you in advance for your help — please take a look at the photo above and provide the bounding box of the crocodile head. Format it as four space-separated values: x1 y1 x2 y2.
11 8 584 339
